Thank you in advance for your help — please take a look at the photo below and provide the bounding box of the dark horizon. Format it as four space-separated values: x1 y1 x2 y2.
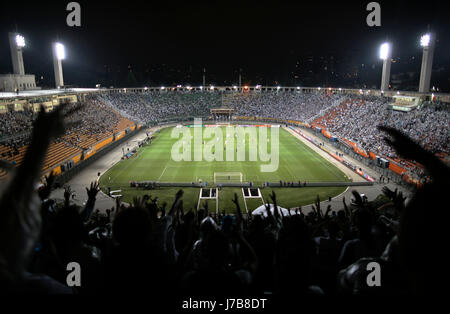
0 0 449 91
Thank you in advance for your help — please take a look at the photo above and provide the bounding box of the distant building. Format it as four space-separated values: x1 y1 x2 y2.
0 32 39 93
0 73 38 92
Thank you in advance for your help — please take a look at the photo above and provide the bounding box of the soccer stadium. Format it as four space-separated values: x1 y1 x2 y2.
0 0 449 303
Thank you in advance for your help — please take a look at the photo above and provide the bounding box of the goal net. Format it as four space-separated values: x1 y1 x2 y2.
214 172 243 183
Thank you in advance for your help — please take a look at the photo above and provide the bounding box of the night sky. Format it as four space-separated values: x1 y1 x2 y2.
0 0 449 90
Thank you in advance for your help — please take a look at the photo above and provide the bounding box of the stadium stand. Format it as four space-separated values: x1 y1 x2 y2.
0 99 136 178
0 88 449 296
94 90 448 180
0 103 448 296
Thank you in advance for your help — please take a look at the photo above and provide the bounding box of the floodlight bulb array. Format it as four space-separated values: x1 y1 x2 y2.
55 43 66 60
420 34 430 47
379 43 390 60
15 34 25 48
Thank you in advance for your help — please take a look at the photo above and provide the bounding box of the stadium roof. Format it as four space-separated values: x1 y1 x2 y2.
0 88 100 99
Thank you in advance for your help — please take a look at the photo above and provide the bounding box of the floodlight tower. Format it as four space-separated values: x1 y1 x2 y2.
52 42 65 88
379 42 392 92
418 33 435 93
8 32 26 75
238 68 242 87
202 68 206 87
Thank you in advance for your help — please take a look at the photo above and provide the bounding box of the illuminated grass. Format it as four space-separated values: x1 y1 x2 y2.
99 127 349 212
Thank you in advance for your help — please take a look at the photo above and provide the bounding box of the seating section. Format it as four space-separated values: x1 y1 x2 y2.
1 91 448 181
0 100 135 179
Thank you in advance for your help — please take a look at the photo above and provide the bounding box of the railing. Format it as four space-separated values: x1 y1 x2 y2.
130 181 373 189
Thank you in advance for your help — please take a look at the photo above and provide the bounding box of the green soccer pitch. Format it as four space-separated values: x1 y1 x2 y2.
99 126 350 212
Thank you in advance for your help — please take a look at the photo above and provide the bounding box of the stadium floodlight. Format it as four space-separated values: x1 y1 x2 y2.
161 86 165 90
15 34 25 48
420 34 431 47
379 43 390 60
52 42 65 87
379 42 392 91
55 42 65 60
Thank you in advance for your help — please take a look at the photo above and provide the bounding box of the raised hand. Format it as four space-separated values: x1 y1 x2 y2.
325 204 332 218
378 125 449 181
169 189 184 216
382 186 406 212
378 125 426 163
34 103 83 142
175 189 184 201
382 186 395 199
351 190 364 208
232 192 239 206
0 103 81 281
270 190 280 220
132 196 141 208
264 202 272 218
86 181 100 200
269 190 277 204
38 171 55 201
64 185 72 206
232 193 243 229
81 181 101 222
203 201 209 217
115 195 122 212
315 195 322 219
342 196 350 218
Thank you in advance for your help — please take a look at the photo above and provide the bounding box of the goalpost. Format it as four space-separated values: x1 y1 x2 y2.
213 172 243 183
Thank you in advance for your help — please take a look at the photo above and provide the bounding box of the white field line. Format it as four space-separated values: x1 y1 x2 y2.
158 165 168 180
286 128 343 180
285 127 361 182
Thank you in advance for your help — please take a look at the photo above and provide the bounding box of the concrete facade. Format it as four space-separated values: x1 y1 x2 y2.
0 74 38 92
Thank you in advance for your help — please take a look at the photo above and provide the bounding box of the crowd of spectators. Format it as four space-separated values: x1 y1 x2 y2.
0 100 132 153
90 90 449 178
313 96 449 166
0 110 34 150
0 109 34 138
96 90 448 161
0 106 448 297
1 90 448 180
230 92 345 122
62 99 130 147
96 91 219 125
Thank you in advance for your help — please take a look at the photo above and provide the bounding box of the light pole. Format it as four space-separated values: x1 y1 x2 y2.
418 33 435 93
9 33 26 76
52 42 65 88
379 42 392 92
